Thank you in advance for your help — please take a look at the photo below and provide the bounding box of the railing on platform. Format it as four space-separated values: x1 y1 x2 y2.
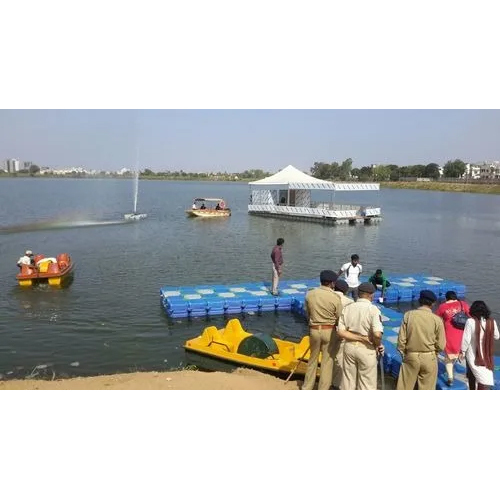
248 204 381 217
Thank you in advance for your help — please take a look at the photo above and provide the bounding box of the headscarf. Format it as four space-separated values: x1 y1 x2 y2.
474 318 494 371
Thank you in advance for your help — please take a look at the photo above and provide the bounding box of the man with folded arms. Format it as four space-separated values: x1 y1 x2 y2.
337 282 384 390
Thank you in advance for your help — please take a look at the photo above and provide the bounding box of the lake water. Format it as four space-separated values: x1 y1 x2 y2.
0 178 499 379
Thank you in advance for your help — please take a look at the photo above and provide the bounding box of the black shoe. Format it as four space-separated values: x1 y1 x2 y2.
446 378 453 387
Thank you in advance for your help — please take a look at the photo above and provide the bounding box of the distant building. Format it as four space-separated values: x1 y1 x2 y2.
6 158 20 173
462 163 481 179
476 161 500 180
23 161 33 170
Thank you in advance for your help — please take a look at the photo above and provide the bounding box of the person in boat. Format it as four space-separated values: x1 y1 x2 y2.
270 237 284 296
460 300 499 390
396 290 445 390
302 270 342 390
337 282 384 390
200 203 206 210
337 254 362 301
332 279 355 389
215 203 221 210
17 250 35 269
192 202 197 210
436 291 470 386
368 269 391 303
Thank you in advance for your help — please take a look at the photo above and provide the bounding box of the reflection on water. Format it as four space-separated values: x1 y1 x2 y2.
0 217 132 234
0 179 499 380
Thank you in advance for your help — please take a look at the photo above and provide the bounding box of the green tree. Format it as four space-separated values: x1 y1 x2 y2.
142 168 153 176
386 164 400 181
443 159 466 178
338 158 353 180
408 164 427 177
311 162 335 179
373 165 391 181
424 163 440 179
351 167 360 179
29 164 40 176
358 166 374 181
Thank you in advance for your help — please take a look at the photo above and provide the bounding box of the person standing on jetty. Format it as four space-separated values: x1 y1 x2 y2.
460 300 499 390
396 290 445 390
337 282 384 390
302 270 342 390
270 238 284 296
338 254 362 300
436 291 470 386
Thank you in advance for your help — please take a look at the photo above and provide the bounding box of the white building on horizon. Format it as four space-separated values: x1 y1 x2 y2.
478 161 500 179
6 158 20 173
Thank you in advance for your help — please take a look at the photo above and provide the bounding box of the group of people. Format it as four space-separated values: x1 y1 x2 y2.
269 239 499 390
271 246 390 303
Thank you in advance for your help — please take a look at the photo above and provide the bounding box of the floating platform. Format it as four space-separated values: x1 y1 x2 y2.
160 274 466 319
161 276 500 390
248 211 382 226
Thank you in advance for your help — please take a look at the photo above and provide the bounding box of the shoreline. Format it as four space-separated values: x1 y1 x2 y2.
380 181 500 195
3 176 500 194
0 368 301 390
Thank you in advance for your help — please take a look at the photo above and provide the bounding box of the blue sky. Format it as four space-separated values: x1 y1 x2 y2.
1 109 499 172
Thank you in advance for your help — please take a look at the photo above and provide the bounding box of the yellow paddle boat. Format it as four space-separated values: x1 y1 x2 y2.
186 198 231 218
184 318 313 378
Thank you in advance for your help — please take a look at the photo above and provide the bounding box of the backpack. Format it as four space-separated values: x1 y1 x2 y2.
451 301 468 330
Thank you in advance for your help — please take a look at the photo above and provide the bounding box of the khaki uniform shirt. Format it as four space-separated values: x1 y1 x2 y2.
338 298 384 337
334 291 354 309
305 285 342 326
397 306 446 356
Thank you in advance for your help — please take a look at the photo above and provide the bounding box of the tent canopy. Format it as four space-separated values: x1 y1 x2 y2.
248 165 379 191
249 165 331 187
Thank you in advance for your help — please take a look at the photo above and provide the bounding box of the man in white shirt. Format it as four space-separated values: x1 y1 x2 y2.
17 250 35 269
338 254 362 301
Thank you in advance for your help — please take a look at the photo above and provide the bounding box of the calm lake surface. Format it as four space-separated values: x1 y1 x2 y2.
0 178 499 379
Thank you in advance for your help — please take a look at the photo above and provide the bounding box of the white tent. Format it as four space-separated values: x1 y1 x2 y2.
248 165 381 222
249 165 379 191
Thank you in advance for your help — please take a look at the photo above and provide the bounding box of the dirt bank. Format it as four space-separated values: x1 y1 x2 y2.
0 368 300 390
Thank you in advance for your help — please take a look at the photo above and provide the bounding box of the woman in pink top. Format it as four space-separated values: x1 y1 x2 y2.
436 290 470 386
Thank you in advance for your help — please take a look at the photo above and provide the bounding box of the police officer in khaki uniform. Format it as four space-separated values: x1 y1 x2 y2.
302 270 342 390
337 282 384 390
332 279 354 388
396 289 446 390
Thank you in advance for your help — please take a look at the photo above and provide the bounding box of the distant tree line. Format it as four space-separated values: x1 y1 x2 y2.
310 158 468 181
139 168 270 180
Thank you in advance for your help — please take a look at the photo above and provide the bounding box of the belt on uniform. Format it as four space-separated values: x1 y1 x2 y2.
345 339 374 349
309 324 335 330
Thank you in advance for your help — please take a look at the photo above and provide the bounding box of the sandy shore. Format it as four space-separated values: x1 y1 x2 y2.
0 368 301 390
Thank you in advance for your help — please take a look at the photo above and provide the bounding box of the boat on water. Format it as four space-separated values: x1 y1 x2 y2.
184 318 313 378
186 198 231 218
16 253 75 287
124 213 148 220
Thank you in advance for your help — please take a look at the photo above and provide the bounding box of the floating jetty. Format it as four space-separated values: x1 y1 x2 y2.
160 274 489 390
160 274 466 319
